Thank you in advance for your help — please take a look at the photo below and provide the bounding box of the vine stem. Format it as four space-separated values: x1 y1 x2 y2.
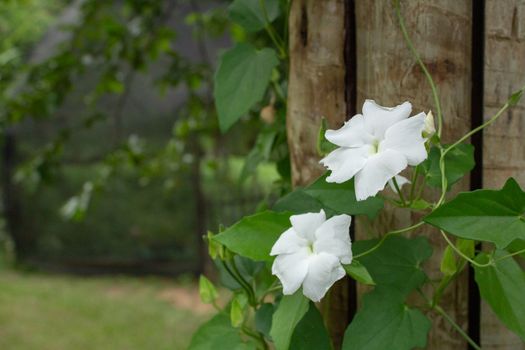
436 94 518 208
417 289 481 350
242 325 268 350
230 259 258 306
394 0 443 138
494 248 525 262
353 221 424 259
221 260 256 306
259 0 287 58
434 305 481 350
439 230 493 268
392 176 407 206
408 165 420 203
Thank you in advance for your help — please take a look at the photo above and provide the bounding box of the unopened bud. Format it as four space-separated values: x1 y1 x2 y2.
260 105 275 124
423 110 436 138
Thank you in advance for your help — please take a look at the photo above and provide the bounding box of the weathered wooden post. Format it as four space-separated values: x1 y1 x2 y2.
287 0 525 349
482 1 525 348
287 1 351 347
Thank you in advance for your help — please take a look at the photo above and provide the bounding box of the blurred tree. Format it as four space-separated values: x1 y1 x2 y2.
0 0 269 270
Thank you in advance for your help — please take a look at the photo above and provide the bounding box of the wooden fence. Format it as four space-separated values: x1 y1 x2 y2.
286 0 525 349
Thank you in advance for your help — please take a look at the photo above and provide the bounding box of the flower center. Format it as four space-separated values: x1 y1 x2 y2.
370 139 380 154
306 241 314 254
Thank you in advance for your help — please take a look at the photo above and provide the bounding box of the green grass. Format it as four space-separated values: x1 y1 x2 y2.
0 270 212 350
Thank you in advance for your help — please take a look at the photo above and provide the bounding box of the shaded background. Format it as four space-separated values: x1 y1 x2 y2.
0 0 284 348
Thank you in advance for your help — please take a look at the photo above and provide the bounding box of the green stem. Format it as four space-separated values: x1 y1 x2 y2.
439 230 492 268
221 260 256 306
230 259 257 306
242 325 268 350
435 305 481 350
437 97 515 208
409 165 420 202
260 284 282 302
259 0 287 58
271 80 286 103
394 0 443 138
494 248 525 262
445 100 512 157
392 176 407 206
353 221 424 259
418 289 481 350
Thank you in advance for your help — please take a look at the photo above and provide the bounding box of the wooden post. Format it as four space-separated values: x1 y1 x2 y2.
353 1 472 349
482 0 525 348
287 0 351 348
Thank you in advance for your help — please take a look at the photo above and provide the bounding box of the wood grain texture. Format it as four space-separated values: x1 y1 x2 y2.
354 1 472 349
287 0 347 186
286 1 350 348
482 0 525 348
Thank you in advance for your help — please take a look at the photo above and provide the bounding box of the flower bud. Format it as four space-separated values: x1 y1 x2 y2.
260 105 275 124
423 110 436 138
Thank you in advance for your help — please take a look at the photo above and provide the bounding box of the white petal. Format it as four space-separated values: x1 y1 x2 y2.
354 150 408 201
290 210 326 242
325 115 374 148
380 113 427 165
320 145 370 184
272 248 310 295
387 175 411 192
270 228 308 256
314 215 353 264
301 253 346 302
362 100 412 139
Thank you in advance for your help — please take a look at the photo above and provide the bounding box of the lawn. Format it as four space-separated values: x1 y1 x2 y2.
0 270 213 350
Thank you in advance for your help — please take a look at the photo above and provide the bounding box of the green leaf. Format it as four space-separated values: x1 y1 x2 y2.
230 294 247 328
189 312 255 350
255 303 274 339
270 291 309 350
422 144 475 189
214 44 279 132
409 198 431 210
353 236 432 296
344 260 375 285
342 288 431 350
440 246 457 276
316 117 337 156
290 302 331 350
474 251 525 340
274 174 384 219
425 178 525 249
507 239 525 259
457 238 475 259
228 0 280 32
214 211 291 262
199 275 218 304
508 88 524 107
240 127 277 182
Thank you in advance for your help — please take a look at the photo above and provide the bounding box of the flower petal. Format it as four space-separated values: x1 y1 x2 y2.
301 253 346 302
290 210 326 242
362 100 412 139
320 145 370 184
325 114 374 148
270 228 308 256
314 214 353 264
387 175 411 192
380 113 427 165
272 248 310 295
354 149 408 200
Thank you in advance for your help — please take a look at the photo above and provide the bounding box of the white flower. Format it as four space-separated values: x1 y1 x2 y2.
320 100 427 201
270 210 352 302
